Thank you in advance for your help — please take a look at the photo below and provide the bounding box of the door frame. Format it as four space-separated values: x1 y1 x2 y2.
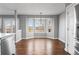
65 3 78 54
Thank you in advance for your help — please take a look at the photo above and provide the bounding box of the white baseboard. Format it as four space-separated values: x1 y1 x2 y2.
59 38 65 43
26 37 34 39
22 37 59 40
21 38 27 39
53 38 59 39
16 39 22 43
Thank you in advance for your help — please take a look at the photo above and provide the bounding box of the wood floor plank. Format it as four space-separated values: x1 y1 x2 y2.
16 39 69 55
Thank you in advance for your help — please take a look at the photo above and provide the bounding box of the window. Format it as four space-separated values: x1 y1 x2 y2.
35 18 45 32
27 18 34 32
3 17 15 33
26 18 45 33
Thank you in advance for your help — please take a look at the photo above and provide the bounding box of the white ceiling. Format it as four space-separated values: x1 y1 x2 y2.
0 3 65 15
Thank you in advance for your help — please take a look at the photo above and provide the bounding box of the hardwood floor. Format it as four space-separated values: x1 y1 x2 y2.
16 38 69 55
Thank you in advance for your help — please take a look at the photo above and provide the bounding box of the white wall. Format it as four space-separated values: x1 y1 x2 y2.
54 16 59 39
59 12 66 43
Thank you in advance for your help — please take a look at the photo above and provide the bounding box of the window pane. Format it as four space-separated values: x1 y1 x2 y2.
27 18 34 32
35 18 45 32
3 17 15 33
